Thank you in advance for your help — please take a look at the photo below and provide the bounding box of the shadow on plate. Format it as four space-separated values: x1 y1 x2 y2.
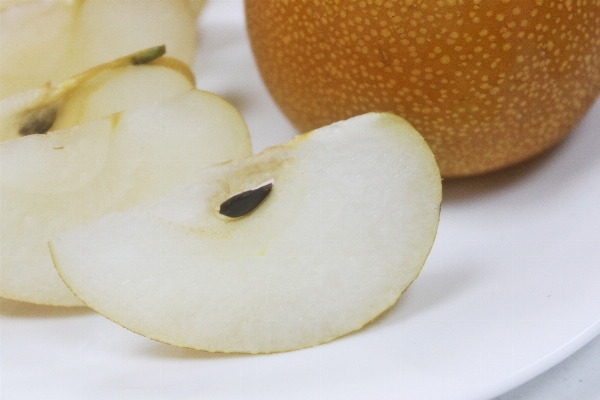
0 297 91 318
442 102 600 204
442 146 561 204
138 340 253 360
218 91 253 116
362 261 484 332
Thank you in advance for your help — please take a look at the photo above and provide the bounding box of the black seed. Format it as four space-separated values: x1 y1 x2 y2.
219 183 273 219
19 107 58 136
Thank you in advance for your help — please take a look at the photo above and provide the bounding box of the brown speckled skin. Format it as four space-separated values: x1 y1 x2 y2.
246 0 600 177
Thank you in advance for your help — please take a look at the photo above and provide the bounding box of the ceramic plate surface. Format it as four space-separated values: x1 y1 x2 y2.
2 1 599 399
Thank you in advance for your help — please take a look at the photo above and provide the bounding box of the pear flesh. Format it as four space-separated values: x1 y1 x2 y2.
0 46 195 143
0 91 252 306
0 0 200 98
51 112 442 353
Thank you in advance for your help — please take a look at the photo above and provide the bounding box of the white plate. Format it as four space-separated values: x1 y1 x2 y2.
2 1 599 399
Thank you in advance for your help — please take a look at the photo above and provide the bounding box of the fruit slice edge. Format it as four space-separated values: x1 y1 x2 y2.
1 90 252 306
51 112 442 351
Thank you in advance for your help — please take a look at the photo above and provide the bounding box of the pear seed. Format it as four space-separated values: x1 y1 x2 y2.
131 45 166 65
19 107 58 136
219 182 273 219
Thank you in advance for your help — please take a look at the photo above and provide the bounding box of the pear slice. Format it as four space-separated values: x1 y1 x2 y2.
0 46 195 143
0 90 252 306
0 0 205 12
50 112 442 353
0 0 201 98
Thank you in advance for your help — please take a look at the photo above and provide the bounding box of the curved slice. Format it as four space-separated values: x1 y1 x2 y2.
51 112 442 352
0 0 199 98
0 90 252 306
0 46 194 143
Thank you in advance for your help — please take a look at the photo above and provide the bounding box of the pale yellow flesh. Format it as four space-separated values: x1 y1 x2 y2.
0 0 205 13
0 90 252 306
0 54 195 143
0 0 199 99
51 112 442 352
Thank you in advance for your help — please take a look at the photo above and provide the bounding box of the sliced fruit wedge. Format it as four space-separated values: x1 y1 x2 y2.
0 46 194 143
51 112 442 353
1 90 252 306
0 0 201 98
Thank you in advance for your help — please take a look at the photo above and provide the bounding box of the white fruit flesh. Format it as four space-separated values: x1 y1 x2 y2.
0 0 199 99
0 0 204 13
51 61 194 132
0 51 195 143
51 112 442 352
0 90 252 306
